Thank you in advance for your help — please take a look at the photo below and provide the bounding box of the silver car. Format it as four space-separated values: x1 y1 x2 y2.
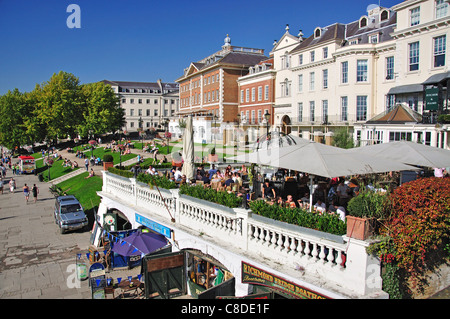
54 195 88 234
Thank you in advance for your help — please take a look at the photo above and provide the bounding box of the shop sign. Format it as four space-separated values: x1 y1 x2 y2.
241 262 329 299
425 88 439 111
135 213 171 238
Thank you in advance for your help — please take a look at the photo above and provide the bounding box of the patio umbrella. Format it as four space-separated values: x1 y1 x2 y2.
111 231 168 257
227 141 416 211
181 115 195 181
88 140 97 145
348 141 450 168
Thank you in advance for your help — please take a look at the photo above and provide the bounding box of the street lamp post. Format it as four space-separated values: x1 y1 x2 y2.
264 110 270 149
165 118 170 154
236 113 240 151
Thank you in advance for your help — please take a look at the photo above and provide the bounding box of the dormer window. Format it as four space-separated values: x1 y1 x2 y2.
314 27 321 38
380 9 389 21
360 17 368 28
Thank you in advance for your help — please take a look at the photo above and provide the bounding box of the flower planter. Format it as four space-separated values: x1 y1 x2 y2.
172 160 182 167
346 215 374 241
103 162 114 170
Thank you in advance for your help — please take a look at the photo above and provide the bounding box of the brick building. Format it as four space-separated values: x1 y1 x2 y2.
174 35 268 144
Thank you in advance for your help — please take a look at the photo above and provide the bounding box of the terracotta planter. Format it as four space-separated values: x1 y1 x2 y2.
208 154 218 162
346 215 374 241
103 162 114 170
172 160 182 167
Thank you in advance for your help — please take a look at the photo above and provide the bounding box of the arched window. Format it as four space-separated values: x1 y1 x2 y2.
314 27 321 38
360 17 367 28
380 10 389 21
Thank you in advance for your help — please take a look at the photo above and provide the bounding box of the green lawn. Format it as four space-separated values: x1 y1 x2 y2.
57 172 103 212
36 157 79 182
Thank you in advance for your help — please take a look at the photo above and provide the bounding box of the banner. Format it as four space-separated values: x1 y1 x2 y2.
241 262 329 299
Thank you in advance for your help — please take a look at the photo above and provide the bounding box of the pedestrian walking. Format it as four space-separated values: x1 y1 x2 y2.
23 183 30 203
0 178 3 195
31 184 39 203
9 178 15 193
85 158 89 171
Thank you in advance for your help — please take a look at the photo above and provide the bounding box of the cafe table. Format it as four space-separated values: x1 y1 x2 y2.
118 277 144 298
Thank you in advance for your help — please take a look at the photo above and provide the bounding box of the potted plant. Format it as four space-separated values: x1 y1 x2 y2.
345 185 389 240
103 154 114 170
208 147 218 162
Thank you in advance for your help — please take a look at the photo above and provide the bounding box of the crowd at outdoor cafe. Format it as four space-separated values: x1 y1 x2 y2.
128 160 385 222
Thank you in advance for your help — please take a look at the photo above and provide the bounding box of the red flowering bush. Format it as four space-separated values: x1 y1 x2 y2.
383 177 450 288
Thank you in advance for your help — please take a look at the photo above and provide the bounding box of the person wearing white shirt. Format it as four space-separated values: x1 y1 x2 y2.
313 199 326 213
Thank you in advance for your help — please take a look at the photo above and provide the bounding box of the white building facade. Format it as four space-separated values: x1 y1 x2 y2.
272 0 449 149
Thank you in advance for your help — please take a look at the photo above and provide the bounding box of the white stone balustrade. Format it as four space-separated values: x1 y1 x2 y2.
100 171 385 298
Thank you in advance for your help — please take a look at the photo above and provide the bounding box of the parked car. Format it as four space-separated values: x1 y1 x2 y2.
54 195 88 234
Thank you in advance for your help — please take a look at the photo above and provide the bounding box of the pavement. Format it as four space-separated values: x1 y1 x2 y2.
0 143 151 299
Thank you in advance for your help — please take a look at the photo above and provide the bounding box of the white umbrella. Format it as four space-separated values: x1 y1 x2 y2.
348 141 450 168
227 141 416 211
181 115 195 181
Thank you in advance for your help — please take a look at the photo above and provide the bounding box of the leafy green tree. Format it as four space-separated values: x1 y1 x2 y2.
78 82 124 138
0 89 33 150
332 127 354 149
34 71 83 143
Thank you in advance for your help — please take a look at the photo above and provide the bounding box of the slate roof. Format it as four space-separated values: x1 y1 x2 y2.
366 104 422 124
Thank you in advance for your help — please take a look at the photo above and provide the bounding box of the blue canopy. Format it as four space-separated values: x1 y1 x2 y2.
111 231 168 257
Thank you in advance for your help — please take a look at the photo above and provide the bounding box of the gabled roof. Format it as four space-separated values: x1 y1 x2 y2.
366 104 422 124
290 24 346 53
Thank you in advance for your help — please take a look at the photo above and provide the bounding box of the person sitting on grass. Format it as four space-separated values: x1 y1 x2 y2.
85 168 95 179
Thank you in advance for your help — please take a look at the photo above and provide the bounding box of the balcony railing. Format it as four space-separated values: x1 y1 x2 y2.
101 171 385 297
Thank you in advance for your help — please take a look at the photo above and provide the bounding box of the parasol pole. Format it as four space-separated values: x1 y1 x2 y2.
309 174 314 212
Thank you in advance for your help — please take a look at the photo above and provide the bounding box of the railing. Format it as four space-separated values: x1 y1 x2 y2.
101 171 384 297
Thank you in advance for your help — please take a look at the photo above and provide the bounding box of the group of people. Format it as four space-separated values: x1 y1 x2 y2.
260 176 355 222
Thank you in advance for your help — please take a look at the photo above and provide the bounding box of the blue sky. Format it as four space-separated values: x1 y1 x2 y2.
0 0 401 95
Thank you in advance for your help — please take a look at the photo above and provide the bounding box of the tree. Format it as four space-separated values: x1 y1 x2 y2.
332 127 354 149
34 71 83 143
0 89 33 150
78 82 124 138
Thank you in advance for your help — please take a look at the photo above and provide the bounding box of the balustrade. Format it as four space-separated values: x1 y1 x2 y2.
101 172 383 297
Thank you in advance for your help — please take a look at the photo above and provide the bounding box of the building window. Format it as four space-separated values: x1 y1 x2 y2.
258 86 262 101
360 17 367 28
341 61 348 84
386 94 395 111
246 89 249 102
298 74 303 92
138 109 142 116
130 109 134 116
251 110 255 124
322 69 328 89
130 99 134 104
251 88 255 102
410 7 420 26
281 79 291 97
380 10 389 21
386 56 394 80
323 47 328 59
298 102 303 122
322 100 328 123
310 51 315 63
409 42 420 71
264 85 269 100
341 96 348 122
258 110 262 123
240 90 244 103
309 72 315 91
356 96 367 121
356 60 368 82
436 0 448 18
434 35 446 67
309 101 315 122
299 54 303 65
369 34 378 44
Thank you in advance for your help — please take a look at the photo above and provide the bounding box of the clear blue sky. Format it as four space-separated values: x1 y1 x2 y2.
0 0 401 95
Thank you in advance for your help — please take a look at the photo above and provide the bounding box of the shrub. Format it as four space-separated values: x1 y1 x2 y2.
103 154 114 162
138 174 177 189
249 200 346 236
383 177 450 291
179 184 242 208
347 185 391 220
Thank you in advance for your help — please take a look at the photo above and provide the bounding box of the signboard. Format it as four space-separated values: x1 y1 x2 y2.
135 213 171 238
425 88 439 111
241 262 329 299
